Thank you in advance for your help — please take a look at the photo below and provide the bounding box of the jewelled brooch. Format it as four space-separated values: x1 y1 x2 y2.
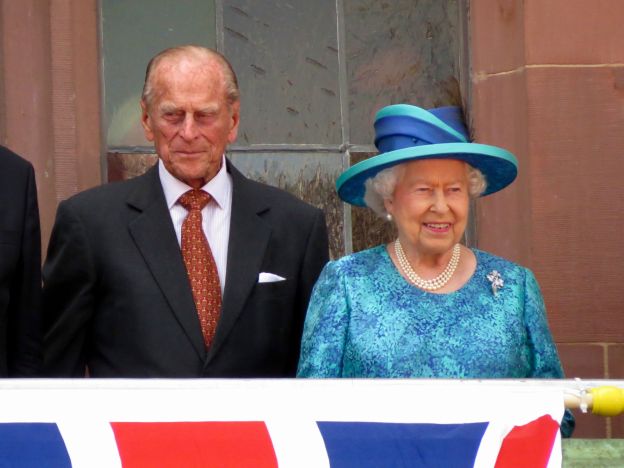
487 270 504 296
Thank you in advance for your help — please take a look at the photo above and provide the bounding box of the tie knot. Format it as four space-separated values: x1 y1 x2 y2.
178 189 211 211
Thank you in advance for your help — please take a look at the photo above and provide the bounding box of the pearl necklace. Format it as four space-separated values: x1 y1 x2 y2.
394 240 461 291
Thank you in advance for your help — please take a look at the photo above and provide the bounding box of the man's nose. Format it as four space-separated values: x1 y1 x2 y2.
179 114 199 140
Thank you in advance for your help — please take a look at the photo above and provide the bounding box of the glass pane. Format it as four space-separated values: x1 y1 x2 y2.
101 0 216 147
107 152 157 182
229 152 345 259
345 0 461 145
223 1 342 145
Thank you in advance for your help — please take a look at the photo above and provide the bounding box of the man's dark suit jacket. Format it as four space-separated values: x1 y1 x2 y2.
42 161 329 377
0 146 42 376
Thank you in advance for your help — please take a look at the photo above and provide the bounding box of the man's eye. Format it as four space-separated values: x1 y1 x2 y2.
196 113 215 121
163 111 182 120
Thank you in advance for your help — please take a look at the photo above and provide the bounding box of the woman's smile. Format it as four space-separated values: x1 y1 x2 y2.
422 222 452 234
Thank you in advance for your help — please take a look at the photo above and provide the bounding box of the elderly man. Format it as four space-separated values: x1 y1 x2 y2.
0 145 42 376
43 46 329 377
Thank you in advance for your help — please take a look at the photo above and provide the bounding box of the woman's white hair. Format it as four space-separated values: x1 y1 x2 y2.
363 161 487 219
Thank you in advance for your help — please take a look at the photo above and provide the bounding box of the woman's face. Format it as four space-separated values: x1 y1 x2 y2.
384 159 470 257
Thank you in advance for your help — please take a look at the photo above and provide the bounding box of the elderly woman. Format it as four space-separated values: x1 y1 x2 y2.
297 104 572 434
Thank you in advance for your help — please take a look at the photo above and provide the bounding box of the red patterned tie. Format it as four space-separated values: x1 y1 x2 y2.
178 189 222 348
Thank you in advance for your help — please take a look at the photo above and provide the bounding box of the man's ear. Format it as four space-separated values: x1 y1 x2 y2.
140 100 155 142
227 101 240 144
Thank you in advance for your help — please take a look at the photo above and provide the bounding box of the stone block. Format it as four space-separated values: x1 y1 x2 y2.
526 67 624 342
558 344 605 379
470 0 525 74
525 0 624 64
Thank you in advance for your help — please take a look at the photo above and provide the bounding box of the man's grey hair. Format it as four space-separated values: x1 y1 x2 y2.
141 45 240 108
363 161 487 219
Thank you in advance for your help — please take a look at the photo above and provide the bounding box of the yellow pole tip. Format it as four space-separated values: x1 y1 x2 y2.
590 386 624 417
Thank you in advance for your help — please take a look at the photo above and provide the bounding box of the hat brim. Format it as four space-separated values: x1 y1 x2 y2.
336 143 518 206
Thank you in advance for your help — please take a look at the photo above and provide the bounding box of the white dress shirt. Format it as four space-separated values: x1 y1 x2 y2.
158 158 232 293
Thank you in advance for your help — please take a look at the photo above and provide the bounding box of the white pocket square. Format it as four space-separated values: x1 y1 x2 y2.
258 272 286 283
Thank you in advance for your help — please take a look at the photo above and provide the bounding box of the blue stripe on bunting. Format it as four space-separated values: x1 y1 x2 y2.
317 421 488 468
0 423 72 468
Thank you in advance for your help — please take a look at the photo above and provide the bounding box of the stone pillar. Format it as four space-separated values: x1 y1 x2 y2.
469 0 624 438
0 0 102 252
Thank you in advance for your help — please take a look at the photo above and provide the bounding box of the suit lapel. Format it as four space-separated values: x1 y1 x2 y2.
206 162 271 362
126 166 206 360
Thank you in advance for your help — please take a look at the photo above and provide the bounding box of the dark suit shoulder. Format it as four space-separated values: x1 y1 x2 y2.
0 146 36 210
60 166 157 210
0 146 33 177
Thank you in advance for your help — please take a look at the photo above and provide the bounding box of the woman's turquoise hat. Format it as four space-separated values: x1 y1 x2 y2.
336 104 518 206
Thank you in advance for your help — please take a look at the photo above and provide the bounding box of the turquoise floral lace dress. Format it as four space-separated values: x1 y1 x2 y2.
297 246 573 435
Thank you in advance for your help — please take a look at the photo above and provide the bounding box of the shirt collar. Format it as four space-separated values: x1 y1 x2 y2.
158 156 231 210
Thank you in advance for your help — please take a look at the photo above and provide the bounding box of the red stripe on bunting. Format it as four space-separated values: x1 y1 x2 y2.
110 421 278 468
494 415 559 468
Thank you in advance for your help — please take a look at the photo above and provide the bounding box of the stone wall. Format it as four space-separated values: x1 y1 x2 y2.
470 0 624 438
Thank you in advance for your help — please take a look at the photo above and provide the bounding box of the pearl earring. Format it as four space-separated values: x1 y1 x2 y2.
386 213 393 222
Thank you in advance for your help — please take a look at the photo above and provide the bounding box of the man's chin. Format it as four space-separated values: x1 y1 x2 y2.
171 168 216 188
171 151 206 160
162 156 222 186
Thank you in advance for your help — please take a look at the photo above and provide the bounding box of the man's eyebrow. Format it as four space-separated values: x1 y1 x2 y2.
157 104 219 114
196 105 219 114
158 103 179 113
